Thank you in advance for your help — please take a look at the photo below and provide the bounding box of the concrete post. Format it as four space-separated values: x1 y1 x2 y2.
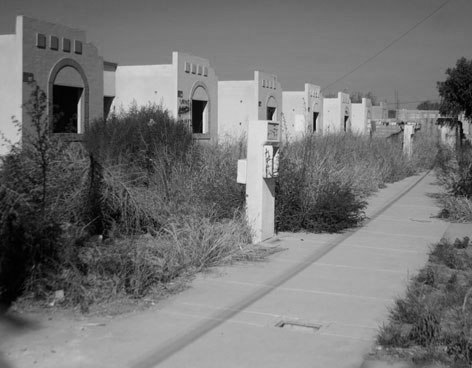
403 123 414 159
237 120 280 243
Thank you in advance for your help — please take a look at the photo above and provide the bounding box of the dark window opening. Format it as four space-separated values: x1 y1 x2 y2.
50 36 59 50
192 100 207 134
74 40 83 54
313 112 319 132
37 33 46 49
53 85 83 133
267 106 276 121
344 115 349 132
63 38 71 52
104 97 114 119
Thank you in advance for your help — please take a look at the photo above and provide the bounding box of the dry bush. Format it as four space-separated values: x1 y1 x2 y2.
275 133 427 232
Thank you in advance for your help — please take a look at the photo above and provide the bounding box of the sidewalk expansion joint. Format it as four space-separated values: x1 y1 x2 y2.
130 170 433 368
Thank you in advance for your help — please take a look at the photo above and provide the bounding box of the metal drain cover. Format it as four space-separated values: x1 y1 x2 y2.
275 320 322 333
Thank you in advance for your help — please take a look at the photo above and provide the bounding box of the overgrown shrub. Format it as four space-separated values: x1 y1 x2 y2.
275 133 432 233
435 142 472 222
377 237 472 366
1 101 259 310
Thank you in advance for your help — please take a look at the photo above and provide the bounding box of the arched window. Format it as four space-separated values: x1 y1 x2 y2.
48 59 89 135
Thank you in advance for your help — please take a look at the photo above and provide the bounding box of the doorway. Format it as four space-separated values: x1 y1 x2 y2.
266 96 277 121
52 85 83 133
267 106 276 121
313 112 319 132
191 99 208 134
191 86 209 134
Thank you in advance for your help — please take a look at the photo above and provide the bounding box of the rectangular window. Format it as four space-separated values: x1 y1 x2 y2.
63 38 71 52
74 40 83 54
37 33 46 49
203 66 208 77
50 36 59 50
191 64 196 74
197 65 203 75
184 62 191 73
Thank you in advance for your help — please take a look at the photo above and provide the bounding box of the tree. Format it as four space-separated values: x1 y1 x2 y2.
349 91 378 105
417 100 440 110
437 57 472 120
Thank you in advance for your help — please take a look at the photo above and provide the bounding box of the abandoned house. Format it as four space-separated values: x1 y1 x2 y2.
218 71 282 140
282 83 323 141
0 15 116 155
112 52 218 141
351 98 372 135
322 92 351 134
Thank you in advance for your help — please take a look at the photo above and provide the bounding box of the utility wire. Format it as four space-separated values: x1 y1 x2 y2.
321 0 454 92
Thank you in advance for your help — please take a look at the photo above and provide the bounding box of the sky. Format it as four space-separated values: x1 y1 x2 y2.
1 0 471 108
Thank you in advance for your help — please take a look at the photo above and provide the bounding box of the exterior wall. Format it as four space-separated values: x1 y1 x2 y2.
218 81 255 140
351 98 372 135
255 71 282 122
174 52 218 141
0 15 110 153
103 62 117 97
282 83 323 141
322 92 351 134
372 102 387 121
282 91 304 141
113 52 218 141
0 34 22 154
397 109 440 122
440 125 459 148
113 64 174 113
218 71 282 141
20 16 105 139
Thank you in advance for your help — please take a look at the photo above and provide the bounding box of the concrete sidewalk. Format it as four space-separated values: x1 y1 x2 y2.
2 171 470 368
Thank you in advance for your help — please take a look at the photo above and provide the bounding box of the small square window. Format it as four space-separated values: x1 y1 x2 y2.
63 38 71 52
74 40 82 54
50 36 59 50
203 66 208 77
184 62 190 73
191 64 196 74
36 33 46 49
197 65 203 75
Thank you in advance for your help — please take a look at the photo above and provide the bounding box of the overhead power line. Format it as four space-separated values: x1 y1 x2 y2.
321 0 454 92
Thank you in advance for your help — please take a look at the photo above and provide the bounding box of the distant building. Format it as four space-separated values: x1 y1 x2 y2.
218 71 282 140
113 52 218 142
351 98 372 135
0 15 116 154
322 92 351 134
397 109 441 122
282 83 323 141
371 102 388 121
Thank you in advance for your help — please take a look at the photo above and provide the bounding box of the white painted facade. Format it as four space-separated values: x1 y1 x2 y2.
0 15 116 155
218 71 282 141
372 102 388 121
351 98 372 135
322 92 351 134
113 52 218 141
282 83 323 141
